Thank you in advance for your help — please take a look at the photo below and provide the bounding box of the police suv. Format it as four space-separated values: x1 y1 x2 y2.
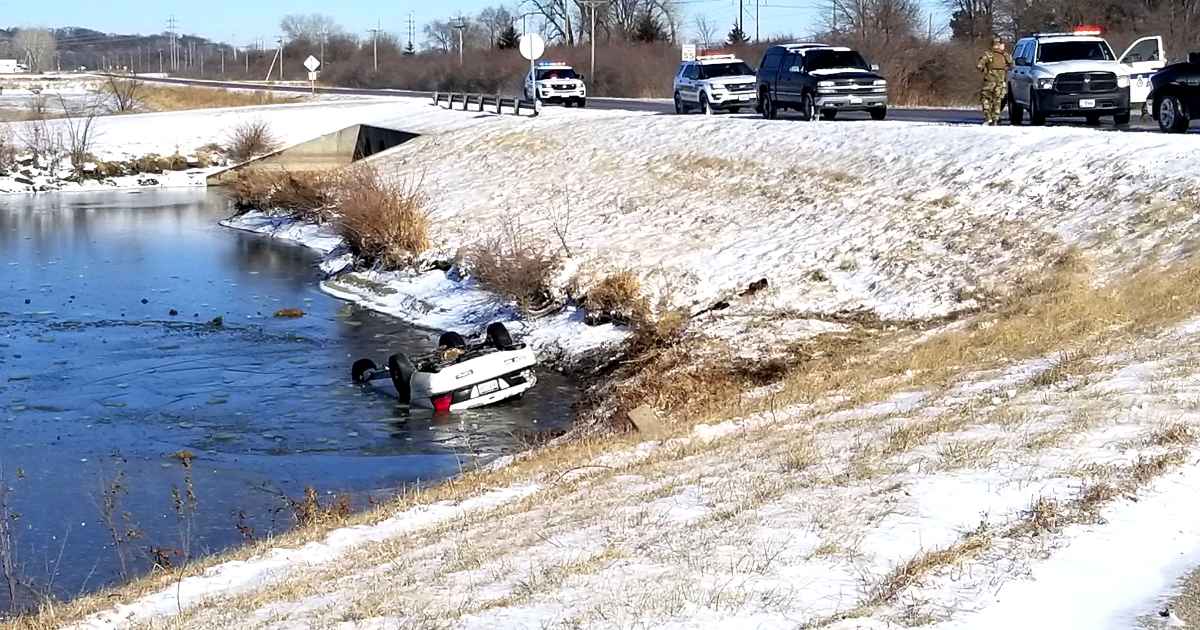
672 53 758 114
1007 27 1165 126
523 61 587 107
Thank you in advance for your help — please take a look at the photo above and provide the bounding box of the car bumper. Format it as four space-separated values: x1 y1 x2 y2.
1034 88 1129 116
538 91 586 102
709 92 757 108
814 93 888 110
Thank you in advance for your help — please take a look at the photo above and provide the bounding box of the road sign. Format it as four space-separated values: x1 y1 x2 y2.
303 55 321 72
519 34 545 61
682 44 696 61
308 71 319 81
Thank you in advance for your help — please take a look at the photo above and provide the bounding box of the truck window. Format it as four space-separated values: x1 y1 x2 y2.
760 50 781 74
803 49 870 72
1123 38 1159 62
1037 41 1115 63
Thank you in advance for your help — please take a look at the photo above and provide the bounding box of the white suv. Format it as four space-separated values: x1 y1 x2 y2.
1007 27 1164 126
523 62 587 107
673 54 757 115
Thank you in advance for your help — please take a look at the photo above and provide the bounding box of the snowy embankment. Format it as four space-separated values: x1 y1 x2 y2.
0 96 444 194
228 98 1200 370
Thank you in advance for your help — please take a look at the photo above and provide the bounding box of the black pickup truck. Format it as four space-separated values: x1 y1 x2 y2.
1151 52 1200 133
756 43 889 121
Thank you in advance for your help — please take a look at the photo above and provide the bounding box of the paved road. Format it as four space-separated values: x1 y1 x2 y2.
128 74 1162 131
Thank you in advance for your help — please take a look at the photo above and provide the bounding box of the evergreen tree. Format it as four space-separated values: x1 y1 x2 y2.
633 11 666 43
497 24 520 49
726 22 749 45
404 40 416 56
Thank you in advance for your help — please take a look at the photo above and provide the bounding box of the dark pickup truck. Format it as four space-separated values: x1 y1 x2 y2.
1151 52 1200 133
756 43 889 121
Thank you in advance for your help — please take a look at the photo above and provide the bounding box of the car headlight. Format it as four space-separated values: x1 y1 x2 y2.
1036 78 1055 90
873 80 886 87
817 80 835 88
1117 75 1130 88
710 84 725 91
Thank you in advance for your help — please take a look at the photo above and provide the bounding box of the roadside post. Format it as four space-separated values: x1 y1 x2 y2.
519 33 546 112
304 55 321 95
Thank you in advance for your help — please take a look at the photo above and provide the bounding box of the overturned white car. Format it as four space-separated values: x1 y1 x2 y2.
352 322 538 413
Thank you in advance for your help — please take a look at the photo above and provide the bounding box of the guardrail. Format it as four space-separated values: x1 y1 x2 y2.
432 91 538 117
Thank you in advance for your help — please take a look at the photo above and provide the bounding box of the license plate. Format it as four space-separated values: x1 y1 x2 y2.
1080 99 1096 108
739 95 750 101
849 96 863 104
476 380 500 395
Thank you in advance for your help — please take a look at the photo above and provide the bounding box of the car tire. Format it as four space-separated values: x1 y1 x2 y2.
1029 94 1046 126
438 331 466 349
673 92 687 114
351 358 377 384
1158 95 1190 133
799 93 816 121
761 93 776 119
728 107 741 114
487 322 516 350
1085 113 1101 126
870 106 887 121
1113 110 1132 127
1008 92 1023 125
819 109 838 121
700 93 713 115
578 98 586 108
387 353 414 404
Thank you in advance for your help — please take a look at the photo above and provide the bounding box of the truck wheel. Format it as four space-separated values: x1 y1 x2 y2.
578 98 586 108
761 93 776 119
819 109 838 120
351 359 377 384
1158 95 1189 133
1113 110 1131 126
1085 113 1101 126
1007 92 1023 125
673 92 686 114
1029 96 1046 126
387 353 413 404
870 106 887 121
486 322 515 350
799 93 816 121
438 331 466 349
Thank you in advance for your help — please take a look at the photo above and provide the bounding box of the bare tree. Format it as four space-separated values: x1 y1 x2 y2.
280 14 344 42
106 76 143 113
478 6 515 48
946 0 996 40
825 0 923 49
59 94 102 175
14 29 56 73
693 14 719 45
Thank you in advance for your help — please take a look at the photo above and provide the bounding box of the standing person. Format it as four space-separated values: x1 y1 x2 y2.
977 36 1013 125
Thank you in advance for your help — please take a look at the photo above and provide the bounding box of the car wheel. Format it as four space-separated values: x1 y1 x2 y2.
487 322 516 350
870 106 887 121
1114 110 1131 126
673 92 686 114
1158 95 1189 133
728 107 741 114
1007 91 1023 125
578 98 586 108
761 93 776 119
387 353 414 404
819 109 838 120
438 331 466 349
700 93 713 115
799 93 816 121
1085 113 1101 126
1029 94 1046 126
351 358 377 384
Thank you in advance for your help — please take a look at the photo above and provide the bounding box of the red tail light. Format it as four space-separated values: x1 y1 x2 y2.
431 393 453 414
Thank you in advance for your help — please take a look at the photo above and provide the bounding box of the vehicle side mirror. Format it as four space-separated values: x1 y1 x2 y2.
1190 51 1200 64
789 65 800 74
871 64 880 71
579 74 586 81
1016 58 1029 66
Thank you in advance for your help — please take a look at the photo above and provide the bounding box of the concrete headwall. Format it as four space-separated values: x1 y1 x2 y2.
207 124 417 185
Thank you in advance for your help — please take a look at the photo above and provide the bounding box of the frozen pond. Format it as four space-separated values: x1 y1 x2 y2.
0 189 578 610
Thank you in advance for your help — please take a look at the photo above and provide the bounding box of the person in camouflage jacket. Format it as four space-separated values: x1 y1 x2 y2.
977 36 1013 125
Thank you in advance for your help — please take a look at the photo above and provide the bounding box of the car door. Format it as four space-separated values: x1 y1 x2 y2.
1120 36 1166 104
776 52 802 106
1010 41 1032 106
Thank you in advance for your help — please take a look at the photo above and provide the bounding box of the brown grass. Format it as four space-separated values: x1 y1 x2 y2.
1147 423 1196 447
226 119 281 163
584 271 642 323
336 167 430 268
227 169 340 223
866 532 990 606
139 85 297 113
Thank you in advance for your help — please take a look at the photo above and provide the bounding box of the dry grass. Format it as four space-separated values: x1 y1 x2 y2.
139 85 296 113
464 216 558 314
225 119 282 163
336 167 430 269
866 532 991 607
227 168 339 223
584 271 642 323
1147 423 1196 447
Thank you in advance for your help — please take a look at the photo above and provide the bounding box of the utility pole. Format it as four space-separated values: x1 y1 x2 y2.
368 21 381 72
167 15 178 72
408 12 416 54
581 1 607 87
221 48 225 74
199 47 204 75
756 0 760 42
450 17 467 67
319 29 327 68
159 49 163 73
277 37 285 80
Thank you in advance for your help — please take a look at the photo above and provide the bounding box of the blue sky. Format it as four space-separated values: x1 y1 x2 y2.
10 0 946 48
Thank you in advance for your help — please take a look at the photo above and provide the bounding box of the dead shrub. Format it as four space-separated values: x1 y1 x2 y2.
225 119 281 163
227 170 275 210
466 216 558 314
228 169 339 223
336 167 430 268
585 271 642 323
139 85 291 112
289 486 352 529
131 153 166 174
105 76 143 113
1147 423 1195 447
162 153 187 171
